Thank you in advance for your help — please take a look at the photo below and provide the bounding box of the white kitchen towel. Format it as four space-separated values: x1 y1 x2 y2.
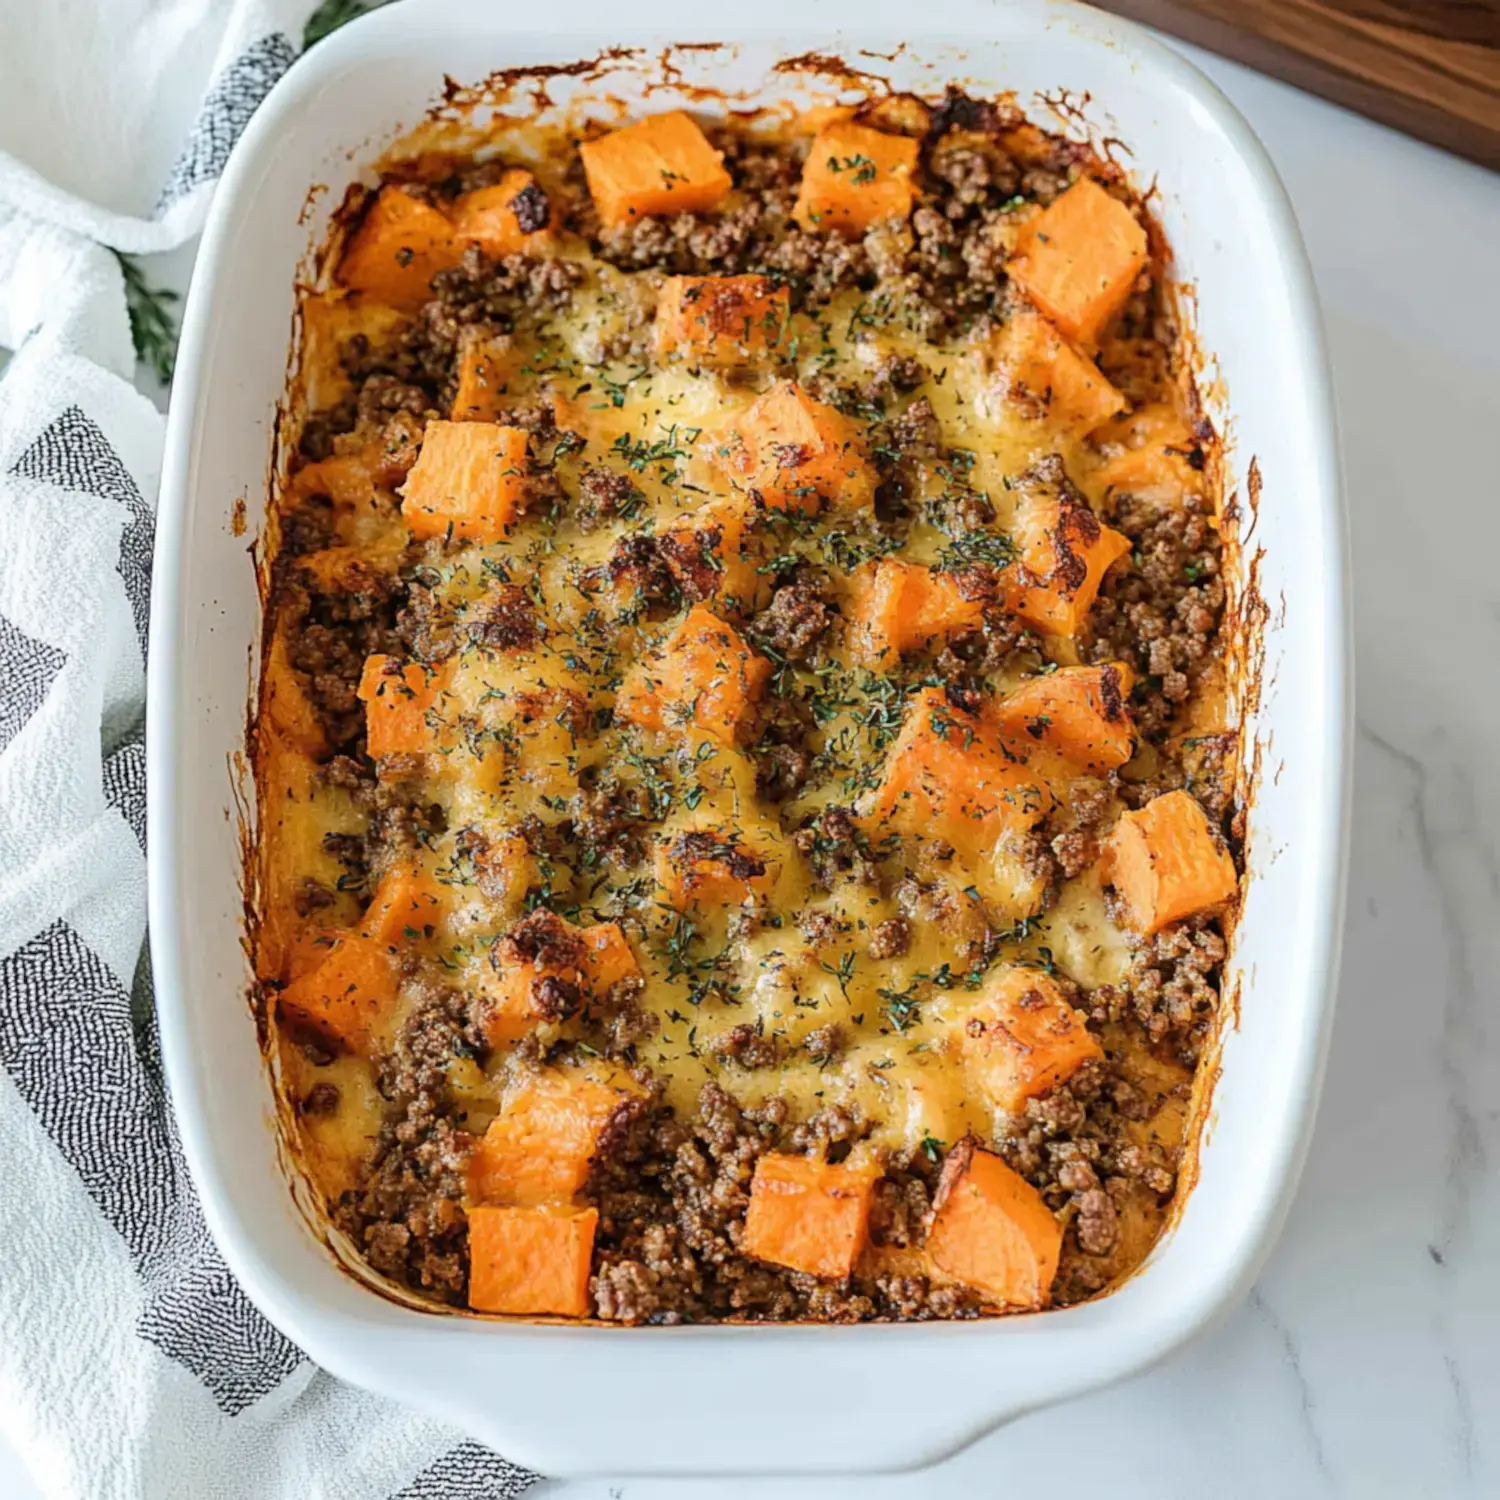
0 3 537 1497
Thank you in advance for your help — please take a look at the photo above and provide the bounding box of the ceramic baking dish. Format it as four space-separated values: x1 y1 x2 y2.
146 0 1350 1475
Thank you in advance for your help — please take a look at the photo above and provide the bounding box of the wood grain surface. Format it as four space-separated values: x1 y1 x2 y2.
1095 0 1500 170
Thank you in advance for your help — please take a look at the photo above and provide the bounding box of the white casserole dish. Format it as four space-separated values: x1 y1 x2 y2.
146 0 1350 1476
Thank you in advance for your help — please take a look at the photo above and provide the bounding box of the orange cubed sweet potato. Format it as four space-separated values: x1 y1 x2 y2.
1004 457 1131 637
653 827 774 910
1091 403 1204 506
467 1204 597 1317
477 911 637 1045
859 686 1052 860
579 111 731 227
451 331 514 422
847 559 988 667
278 938 396 1053
360 863 445 945
994 664 1136 773
278 865 439 1050
1104 789 1237 935
337 185 456 309
998 307 1127 437
479 909 591 1045
742 1153 879 1280
451 169 549 259
580 922 640 994
613 604 769 745
793 121 919 235
357 655 455 758
656 275 790 369
468 1068 643 1207
289 454 379 510
926 1137 1062 1308
957 966 1102 1112
713 382 875 514
798 103 857 135
400 420 530 541
657 499 764 608
1009 177 1148 346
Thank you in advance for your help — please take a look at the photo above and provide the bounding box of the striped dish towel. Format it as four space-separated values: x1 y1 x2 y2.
0 2 534 1496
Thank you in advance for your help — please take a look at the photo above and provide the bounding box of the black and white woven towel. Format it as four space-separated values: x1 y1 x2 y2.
0 3 534 1496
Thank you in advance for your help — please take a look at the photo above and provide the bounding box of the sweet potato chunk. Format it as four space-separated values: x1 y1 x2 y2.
579 111 731 227
278 866 439 1051
997 308 1127 437
278 939 395 1053
451 331 513 422
926 1137 1062 1309
742 1153 879 1280
860 686 1051 861
400 420 530 541
1091 403 1204 506
483 912 588 1044
713 382 875 515
480 909 587 1045
359 864 444 944
654 827 774 910
479 910 641 1045
1004 456 1130 636
1104 789 1237 935
339 173 549 311
994 664 1135 773
613 604 769 745
467 1204 597 1317
847 559 987 666
656 275 790 369
657 499 764 608
357 655 455 758
468 1068 643 1206
451 169 549 259
1009 178 1148 346
337 185 456 309
957 967 1102 1112
288 454 379 510
793 121 919 235
580 922 639 995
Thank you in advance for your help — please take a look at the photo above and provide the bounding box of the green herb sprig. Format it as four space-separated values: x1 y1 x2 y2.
304 0 388 49
116 253 179 386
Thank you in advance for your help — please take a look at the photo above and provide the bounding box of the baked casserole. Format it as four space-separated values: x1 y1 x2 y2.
254 89 1239 1324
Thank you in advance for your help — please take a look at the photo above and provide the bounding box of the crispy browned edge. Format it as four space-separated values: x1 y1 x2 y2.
232 43 1268 1317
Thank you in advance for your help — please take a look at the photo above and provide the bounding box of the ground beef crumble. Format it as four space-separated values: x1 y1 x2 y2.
575 465 643 532
1089 492 1225 743
794 806 880 890
994 1054 1181 1303
587 1084 980 1324
1090 918 1227 1065
275 552 403 754
331 985 482 1304
748 582 833 663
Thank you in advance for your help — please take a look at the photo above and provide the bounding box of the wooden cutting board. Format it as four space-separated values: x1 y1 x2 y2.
1093 1 1500 170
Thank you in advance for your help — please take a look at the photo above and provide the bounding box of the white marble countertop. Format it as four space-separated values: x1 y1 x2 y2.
4 33 1498 1500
